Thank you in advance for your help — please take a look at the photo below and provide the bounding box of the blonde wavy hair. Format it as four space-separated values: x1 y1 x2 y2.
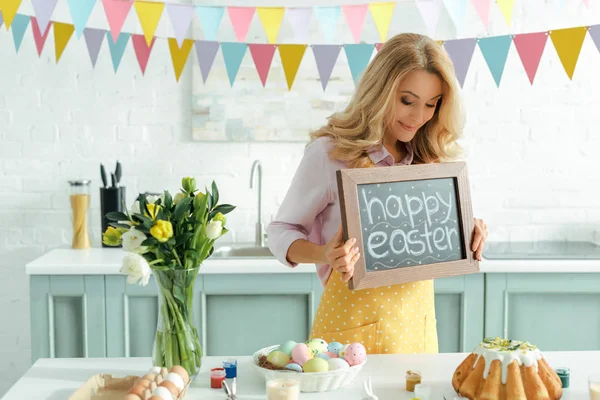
310 33 464 168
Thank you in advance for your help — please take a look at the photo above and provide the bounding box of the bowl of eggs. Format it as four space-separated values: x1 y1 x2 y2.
252 338 367 393
123 365 190 400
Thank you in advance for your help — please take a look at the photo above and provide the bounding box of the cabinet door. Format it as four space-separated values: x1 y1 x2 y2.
30 276 105 363
486 273 600 350
434 273 484 353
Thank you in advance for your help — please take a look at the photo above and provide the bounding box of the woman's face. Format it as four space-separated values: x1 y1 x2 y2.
386 70 443 142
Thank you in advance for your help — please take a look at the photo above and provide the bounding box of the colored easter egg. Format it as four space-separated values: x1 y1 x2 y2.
291 343 313 366
284 363 303 372
338 344 350 358
324 351 339 359
302 357 329 373
327 358 350 371
327 341 344 354
344 342 367 366
267 350 291 367
278 340 297 357
306 338 328 355
316 353 330 361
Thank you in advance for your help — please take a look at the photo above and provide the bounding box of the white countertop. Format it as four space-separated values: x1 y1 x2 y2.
2 352 596 399
25 247 600 275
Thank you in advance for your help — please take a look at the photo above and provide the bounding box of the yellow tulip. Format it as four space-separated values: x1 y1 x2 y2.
150 220 173 243
102 226 127 246
146 203 160 220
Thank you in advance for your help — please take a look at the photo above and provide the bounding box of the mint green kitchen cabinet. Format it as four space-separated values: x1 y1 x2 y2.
485 273 600 350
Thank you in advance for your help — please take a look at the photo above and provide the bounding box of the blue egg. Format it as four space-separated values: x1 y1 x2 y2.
327 341 344 354
285 363 303 372
278 340 297 357
316 353 331 361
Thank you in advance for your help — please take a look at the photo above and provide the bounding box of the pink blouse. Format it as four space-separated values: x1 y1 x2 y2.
267 137 414 287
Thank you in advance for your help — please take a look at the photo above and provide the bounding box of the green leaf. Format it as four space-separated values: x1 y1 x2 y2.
208 204 236 220
176 232 194 246
141 237 160 247
173 197 193 221
163 190 173 210
133 224 150 234
111 223 134 230
167 237 176 246
206 186 213 210
106 211 129 222
132 213 153 226
211 181 219 206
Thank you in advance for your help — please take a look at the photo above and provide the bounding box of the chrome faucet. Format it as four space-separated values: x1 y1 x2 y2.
250 160 265 247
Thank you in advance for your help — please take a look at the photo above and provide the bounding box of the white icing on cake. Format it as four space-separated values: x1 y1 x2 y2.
472 338 543 384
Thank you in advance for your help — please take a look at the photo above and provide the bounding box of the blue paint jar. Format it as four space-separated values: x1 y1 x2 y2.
555 367 570 389
223 359 238 378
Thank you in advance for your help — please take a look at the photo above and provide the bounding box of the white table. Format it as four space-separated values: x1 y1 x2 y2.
2 352 597 399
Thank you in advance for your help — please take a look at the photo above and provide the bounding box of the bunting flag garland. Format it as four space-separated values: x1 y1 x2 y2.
134 0 164 46
196 6 223 41
54 21 74 62
195 40 219 83
31 16 51 56
286 7 311 43
496 0 516 26
416 0 442 37
0 11 3 29
589 25 600 52
31 0 57 34
249 43 277 86
369 2 395 42
221 42 247 86
279 44 306 90
513 32 547 84
10 12 28 51
344 43 374 84
314 6 341 44
84 27 105 67
1 0 22 30
132 33 155 74
257 7 284 44
471 0 491 30
375 42 384 52
442 38 476 88
101 0 133 43
443 0 467 32
107 31 130 72
66 0 96 38
313 44 342 90
477 35 513 87
549 27 587 80
166 3 194 48
227 6 254 42
342 5 368 44
168 38 194 82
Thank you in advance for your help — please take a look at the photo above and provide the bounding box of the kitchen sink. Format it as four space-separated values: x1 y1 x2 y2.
210 245 274 258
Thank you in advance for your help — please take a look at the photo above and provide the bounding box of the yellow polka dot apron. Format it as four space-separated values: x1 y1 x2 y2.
309 270 439 354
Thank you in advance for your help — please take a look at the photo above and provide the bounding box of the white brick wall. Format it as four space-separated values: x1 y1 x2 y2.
1 0 600 395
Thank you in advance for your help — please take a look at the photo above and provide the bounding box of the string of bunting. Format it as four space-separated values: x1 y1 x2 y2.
0 0 598 88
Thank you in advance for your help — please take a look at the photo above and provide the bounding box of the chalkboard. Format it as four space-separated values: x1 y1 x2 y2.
336 162 478 290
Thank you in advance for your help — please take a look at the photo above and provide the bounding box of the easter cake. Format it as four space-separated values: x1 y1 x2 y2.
452 337 562 400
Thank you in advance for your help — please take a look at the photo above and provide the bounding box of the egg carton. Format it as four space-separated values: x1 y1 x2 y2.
251 345 367 393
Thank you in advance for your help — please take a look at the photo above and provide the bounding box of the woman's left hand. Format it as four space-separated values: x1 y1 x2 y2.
472 218 488 261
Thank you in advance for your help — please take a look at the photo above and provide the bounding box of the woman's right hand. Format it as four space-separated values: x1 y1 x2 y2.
322 226 360 282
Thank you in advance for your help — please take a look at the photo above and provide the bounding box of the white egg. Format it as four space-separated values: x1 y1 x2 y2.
164 372 185 391
152 386 174 400
149 366 162 375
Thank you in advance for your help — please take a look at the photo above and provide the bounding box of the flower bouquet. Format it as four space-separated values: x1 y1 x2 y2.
102 177 235 379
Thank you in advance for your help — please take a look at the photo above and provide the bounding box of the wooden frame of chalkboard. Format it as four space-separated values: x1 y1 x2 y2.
336 161 479 290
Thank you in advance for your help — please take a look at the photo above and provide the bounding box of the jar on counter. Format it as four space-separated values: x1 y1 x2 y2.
69 180 92 249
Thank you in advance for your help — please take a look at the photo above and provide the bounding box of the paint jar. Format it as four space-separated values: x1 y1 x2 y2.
406 370 422 391
223 359 237 378
555 367 570 388
210 368 226 389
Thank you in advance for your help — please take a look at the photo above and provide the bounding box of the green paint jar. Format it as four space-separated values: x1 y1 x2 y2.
555 367 570 389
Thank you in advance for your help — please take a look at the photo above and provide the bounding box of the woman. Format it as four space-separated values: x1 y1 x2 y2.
267 33 488 354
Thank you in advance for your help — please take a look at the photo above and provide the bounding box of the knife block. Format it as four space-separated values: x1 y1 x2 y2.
100 187 126 247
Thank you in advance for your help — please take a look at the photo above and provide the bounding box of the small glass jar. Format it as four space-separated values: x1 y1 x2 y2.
266 377 300 400
68 180 91 249
406 370 422 391
555 367 570 388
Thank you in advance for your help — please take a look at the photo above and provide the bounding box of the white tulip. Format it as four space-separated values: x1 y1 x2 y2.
122 227 148 254
173 192 185 205
130 200 141 215
131 195 159 215
120 253 151 286
205 220 223 240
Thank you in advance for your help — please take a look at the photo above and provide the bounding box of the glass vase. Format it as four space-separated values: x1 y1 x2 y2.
152 266 202 379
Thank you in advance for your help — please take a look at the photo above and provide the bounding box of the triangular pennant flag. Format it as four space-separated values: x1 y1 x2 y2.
583 0 589 6
549 27 587 80
496 0 515 26
84 27 105 67
313 44 341 90
0 11 4 28
513 32 547 84
286 7 312 43
195 40 219 83
132 33 155 74
166 3 193 47
470 0 491 30
369 3 395 42
54 22 75 62
227 6 255 42
1 0 22 30
344 44 374 84
443 38 476 87
249 43 276 87
342 5 368 43
257 7 284 44
101 0 132 43
221 42 247 87
416 0 442 36
31 0 57 34
442 0 467 32
31 17 52 56
66 0 97 38
196 6 224 41
588 25 600 52
10 13 28 52
107 31 130 72
477 35 512 87
168 38 194 82
279 44 306 90
134 0 164 46
375 43 384 52
314 6 341 44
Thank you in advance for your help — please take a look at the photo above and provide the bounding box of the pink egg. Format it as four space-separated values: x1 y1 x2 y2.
324 351 339 359
291 343 313 366
343 342 367 366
